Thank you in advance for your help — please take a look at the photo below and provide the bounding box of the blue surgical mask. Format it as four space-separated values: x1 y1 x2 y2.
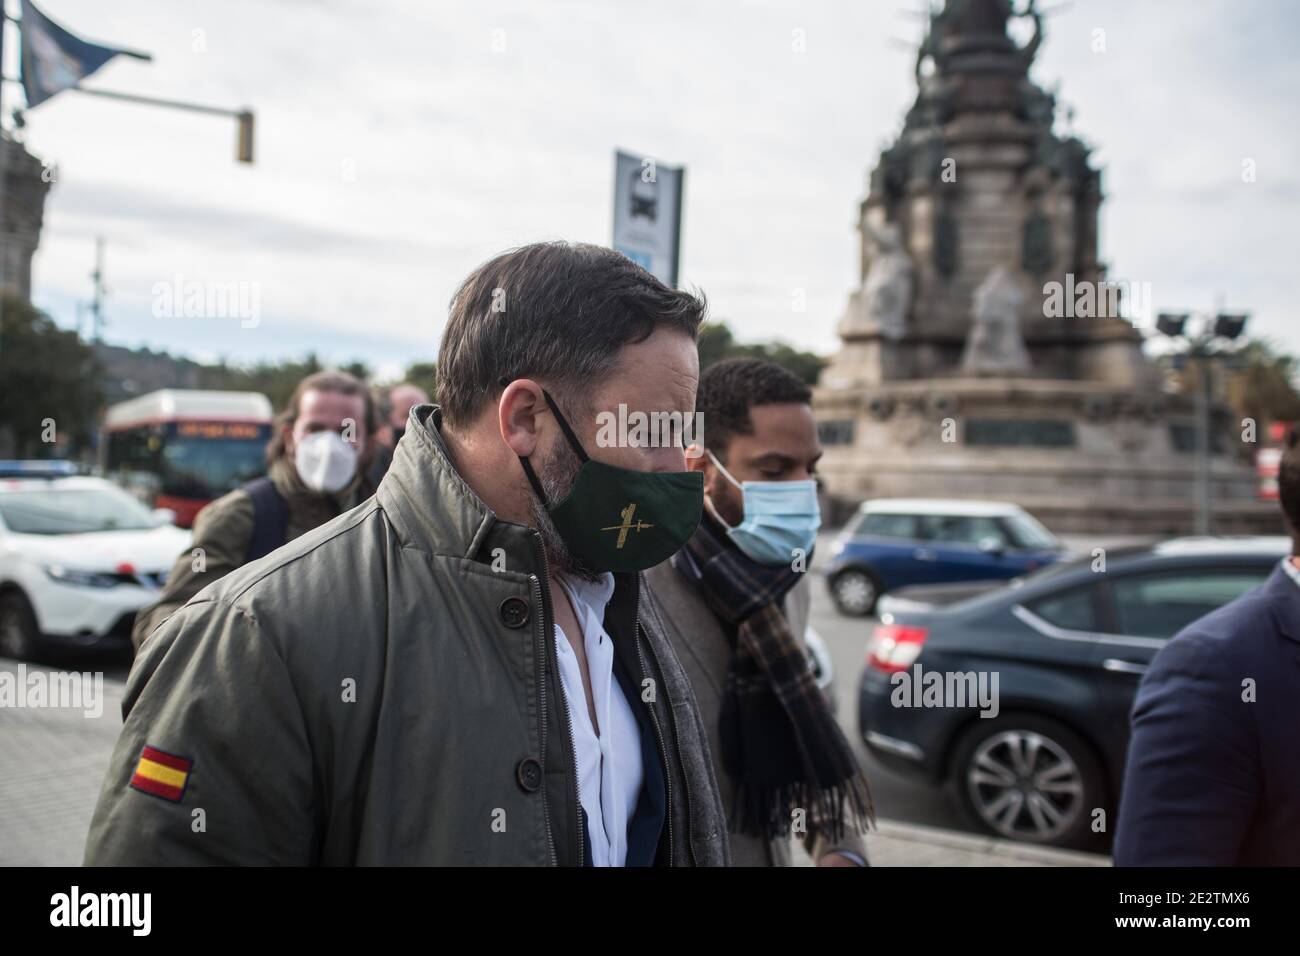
705 450 821 567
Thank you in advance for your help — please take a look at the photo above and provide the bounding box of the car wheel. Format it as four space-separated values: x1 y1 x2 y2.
830 568 880 616
0 591 40 661
949 713 1105 849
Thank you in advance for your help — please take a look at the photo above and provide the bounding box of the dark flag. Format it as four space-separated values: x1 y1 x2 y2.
19 0 141 108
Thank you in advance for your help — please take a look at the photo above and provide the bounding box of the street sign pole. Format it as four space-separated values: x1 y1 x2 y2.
1 0 10 327
1194 349 1212 535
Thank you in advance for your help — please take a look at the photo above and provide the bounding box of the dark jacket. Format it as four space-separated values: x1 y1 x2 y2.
85 405 729 866
1114 563 1300 866
644 560 869 866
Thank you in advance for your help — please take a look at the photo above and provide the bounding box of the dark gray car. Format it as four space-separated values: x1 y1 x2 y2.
857 537 1289 849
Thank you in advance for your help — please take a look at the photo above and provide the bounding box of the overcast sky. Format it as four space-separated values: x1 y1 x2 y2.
12 0 1300 382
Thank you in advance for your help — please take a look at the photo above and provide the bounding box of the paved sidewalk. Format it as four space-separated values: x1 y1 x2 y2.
850 819 1108 867
1 657 1109 867
0 659 126 866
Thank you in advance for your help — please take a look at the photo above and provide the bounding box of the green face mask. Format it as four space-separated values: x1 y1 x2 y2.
515 386 704 574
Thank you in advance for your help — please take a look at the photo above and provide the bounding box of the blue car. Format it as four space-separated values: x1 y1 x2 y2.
825 499 1065 615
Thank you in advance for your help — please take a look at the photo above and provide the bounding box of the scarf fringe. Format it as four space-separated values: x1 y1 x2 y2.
678 515 877 845
731 774 876 843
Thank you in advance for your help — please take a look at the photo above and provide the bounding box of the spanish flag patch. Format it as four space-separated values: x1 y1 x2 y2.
129 745 193 802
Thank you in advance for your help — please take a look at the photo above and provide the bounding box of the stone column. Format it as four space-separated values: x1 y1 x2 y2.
0 136 52 300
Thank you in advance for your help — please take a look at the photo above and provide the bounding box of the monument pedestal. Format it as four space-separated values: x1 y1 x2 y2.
816 378 1275 534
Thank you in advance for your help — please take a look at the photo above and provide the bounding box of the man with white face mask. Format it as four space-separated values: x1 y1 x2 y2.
130 370 377 651
644 357 874 866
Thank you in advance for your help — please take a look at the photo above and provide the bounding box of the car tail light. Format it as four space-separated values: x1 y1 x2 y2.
867 623 929 673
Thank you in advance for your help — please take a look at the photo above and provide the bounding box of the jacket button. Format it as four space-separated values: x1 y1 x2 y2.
516 757 543 792
499 597 530 629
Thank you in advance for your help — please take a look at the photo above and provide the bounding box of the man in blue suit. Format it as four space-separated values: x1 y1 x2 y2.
1115 426 1300 866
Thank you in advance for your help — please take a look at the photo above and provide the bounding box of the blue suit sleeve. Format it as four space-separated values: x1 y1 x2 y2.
1113 630 1259 866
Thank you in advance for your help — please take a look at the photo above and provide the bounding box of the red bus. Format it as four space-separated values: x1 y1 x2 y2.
1257 421 1295 502
102 390 275 527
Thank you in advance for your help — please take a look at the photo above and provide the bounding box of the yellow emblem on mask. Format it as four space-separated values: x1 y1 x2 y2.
600 502 655 549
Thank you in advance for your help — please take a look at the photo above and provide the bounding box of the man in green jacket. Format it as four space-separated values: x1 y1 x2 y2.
85 242 728 866
130 369 379 652
645 358 873 866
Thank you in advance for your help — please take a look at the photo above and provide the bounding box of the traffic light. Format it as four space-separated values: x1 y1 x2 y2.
237 110 255 164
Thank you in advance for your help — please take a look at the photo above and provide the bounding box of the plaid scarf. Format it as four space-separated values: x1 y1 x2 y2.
673 515 874 842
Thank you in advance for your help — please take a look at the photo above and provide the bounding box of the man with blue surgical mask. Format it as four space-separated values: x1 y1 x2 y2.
644 357 874 866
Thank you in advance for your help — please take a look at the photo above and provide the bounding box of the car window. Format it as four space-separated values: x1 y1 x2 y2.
1027 586 1098 631
0 486 157 534
858 513 918 540
1003 513 1058 549
1111 570 1270 639
918 514 1009 547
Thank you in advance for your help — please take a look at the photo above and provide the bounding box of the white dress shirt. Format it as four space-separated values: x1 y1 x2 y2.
1281 556 1300 591
552 571 644 867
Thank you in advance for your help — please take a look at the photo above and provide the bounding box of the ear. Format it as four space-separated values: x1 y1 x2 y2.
498 379 548 458
281 422 296 457
685 446 709 473
692 447 729 501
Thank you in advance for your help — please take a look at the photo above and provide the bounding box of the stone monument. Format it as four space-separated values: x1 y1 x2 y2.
0 131 51 300
960 266 1031 375
814 0 1271 534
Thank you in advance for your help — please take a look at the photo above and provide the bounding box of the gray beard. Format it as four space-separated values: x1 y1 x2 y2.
526 439 601 583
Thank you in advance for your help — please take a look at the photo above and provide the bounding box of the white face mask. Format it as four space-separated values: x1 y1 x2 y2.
293 430 358 494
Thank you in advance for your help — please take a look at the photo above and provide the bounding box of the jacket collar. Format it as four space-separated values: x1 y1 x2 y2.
377 404 542 572
1266 560 1300 646
379 403 644 626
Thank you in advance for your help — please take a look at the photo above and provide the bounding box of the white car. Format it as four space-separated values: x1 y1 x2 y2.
0 473 190 659
804 625 837 709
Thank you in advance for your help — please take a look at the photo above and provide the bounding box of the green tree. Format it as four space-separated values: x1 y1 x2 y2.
1225 338 1300 436
0 295 103 458
197 354 374 412
1163 336 1300 458
697 320 827 385
339 360 373 384
403 362 438 402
